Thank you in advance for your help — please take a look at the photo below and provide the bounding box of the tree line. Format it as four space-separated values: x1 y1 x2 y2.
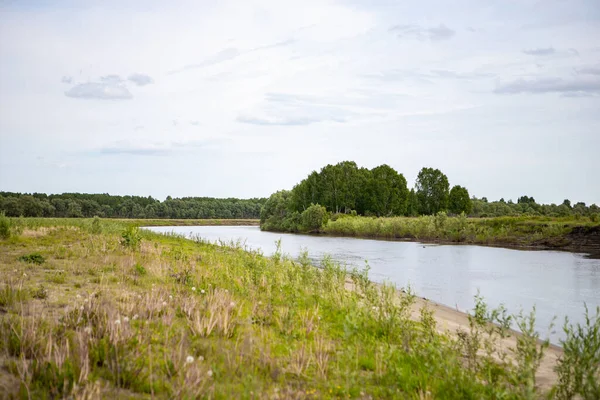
0 192 266 219
260 161 599 232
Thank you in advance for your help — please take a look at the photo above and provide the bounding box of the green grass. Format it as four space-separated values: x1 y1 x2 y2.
0 218 598 399
322 214 599 249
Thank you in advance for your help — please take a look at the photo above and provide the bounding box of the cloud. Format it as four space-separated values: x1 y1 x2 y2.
236 115 328 126
494 77 600 95
99 145 169 156
96 139 226 156
61 76 72 84
169 48 240 74
249 38 295 52
100 74 123 83
390 24 455 41
190 121 200 126
128 73 154 86
577 66 600 76
65 82 133 100
523 47 555 56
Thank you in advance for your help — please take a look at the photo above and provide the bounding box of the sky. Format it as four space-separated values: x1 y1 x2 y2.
0 0 599 205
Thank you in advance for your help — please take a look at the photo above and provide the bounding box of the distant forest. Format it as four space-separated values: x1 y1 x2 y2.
260 161 599 231
0 192 266 219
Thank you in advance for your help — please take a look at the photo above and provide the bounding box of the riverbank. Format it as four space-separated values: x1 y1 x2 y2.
320 216 600 258
1 218 597 398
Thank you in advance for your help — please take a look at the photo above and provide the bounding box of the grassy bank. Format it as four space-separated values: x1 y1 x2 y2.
1 217 599 399
322 215 600 254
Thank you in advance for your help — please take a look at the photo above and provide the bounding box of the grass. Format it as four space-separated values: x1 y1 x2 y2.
322 214 599 250
0 217 598 399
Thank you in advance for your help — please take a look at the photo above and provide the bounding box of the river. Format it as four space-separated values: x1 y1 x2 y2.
145 225 600 343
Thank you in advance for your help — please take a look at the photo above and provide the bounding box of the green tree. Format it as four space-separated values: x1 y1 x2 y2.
300 204 328 232
415 167 450 215
448 185 472 215
366 164 409 216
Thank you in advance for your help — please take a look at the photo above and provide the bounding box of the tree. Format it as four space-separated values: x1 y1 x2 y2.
448 185 472 215
415 167 450 215
366 164 409 216
301 204 328 232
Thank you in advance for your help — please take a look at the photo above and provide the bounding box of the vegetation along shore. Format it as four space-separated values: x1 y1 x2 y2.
259 162 600 257
0 216 599 399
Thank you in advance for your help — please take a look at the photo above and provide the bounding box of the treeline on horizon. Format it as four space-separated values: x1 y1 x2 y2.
0 192 266 219
260 161 600 232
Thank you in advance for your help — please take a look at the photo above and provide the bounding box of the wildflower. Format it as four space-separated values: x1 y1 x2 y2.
200 289 205 294
115 319 121 325
76 294 81 299
192 287 196 292
84 298 89 303
123 316 130 322
185 356 194 364
133 314 139 320
207 369 213 377
230 301 236 308
162 301 167 306
169 295 173 300
198 355 204 361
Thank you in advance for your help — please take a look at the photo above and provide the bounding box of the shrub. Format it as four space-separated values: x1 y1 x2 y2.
553 306 600 400
0 212 11 239
18 252 46 265
301 204 328 232
91 216 102 234
121 225 142 250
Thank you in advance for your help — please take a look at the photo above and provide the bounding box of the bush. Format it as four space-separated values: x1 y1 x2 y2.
121 225 142 250
90 216 102 234
553 306 600 400
18 252 45 265
0 212 11 239
301 204 328 232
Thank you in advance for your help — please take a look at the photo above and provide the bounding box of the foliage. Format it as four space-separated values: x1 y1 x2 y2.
448 185 472 215
0 192 266 219
553 305 600 400
121 225 142 250
0 212 11 239
18 252 46 265
301 204 329 232
415 167 450 215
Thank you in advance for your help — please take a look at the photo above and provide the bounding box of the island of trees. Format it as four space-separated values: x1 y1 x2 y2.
260 161 599 232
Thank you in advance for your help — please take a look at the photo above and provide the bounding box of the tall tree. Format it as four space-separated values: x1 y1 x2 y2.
415 167 450 215
448 185 472 215
366 164 409 216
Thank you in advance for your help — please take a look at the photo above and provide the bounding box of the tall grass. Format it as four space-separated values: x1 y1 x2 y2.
0 218 598 398
323 213 584 246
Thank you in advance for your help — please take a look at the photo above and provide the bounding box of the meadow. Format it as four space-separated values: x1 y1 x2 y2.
0 216 598 399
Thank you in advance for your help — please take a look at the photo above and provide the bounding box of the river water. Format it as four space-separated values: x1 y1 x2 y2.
145 225 600 343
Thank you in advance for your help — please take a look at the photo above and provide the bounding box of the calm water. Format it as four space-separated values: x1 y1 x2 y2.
145 225 600 343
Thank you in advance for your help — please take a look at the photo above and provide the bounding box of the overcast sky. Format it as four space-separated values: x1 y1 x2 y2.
0 0 599 204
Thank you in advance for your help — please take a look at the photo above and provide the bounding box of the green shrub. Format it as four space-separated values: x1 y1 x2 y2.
0 212 11 239
18 252 45 265
121 225 142 250
301 204 328 232
553 306 600 400
90 216 102 234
